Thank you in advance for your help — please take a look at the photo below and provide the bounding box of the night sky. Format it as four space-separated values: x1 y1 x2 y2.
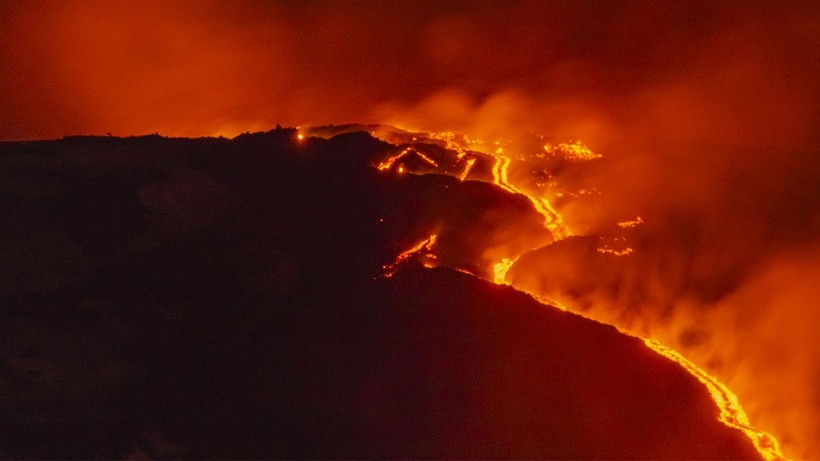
1 1 819 458
1 1 817 147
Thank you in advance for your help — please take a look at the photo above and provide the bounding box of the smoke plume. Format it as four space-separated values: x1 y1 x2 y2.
2 0 819 456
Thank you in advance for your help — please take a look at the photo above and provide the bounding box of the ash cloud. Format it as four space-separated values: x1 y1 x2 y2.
2 0 819 457
372 4 820 457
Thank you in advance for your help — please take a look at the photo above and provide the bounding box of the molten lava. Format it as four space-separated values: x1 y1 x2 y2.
596 236 635 256
382 234 438 278
617 217 644 228
458 157 476 181
490 155 570 241
595 246 635 256
370 127 788 461
376 147 439 172
543 140 601 160
376 148 411 171
643 339 785 461
492 257 518 285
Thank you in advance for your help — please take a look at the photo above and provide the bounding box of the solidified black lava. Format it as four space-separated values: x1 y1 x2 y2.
0 130 759 459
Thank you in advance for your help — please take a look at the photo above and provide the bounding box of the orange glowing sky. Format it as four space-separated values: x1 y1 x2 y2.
2 0 818 148
2 2 820 458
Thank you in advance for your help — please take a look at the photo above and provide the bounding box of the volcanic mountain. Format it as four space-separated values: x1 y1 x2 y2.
0 128 765 458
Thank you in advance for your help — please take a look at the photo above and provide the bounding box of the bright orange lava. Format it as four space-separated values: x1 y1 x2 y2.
492 257 518 285
490 155 570 241
543 140 601 160
617 216 644 228
458 157 476 181
382 234 438 278
376 148 411 171
373 128 788 461
595 247 635 256
376 147 438 172
643 339 785 461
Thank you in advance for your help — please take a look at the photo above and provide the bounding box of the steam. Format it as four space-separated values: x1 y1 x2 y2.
372 5 820 458
2 0 819 457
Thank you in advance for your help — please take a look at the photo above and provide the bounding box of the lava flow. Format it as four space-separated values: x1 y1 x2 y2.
543 140 601 160
643 339 785 461
491 257 518 285
376 147 438 172
490 155 570 241
458 157 476 181
381 234 438 278
485 144 785 460
373 128 787 461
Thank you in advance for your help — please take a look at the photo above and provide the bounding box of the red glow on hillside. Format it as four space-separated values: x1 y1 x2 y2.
2 1 819 458
0 1 816 147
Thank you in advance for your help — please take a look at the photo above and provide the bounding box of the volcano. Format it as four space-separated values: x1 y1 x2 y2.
0 128 777 459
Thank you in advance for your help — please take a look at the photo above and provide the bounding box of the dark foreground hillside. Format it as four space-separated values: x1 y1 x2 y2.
0 130 758 459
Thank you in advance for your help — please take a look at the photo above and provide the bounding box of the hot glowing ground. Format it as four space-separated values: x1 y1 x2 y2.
0 127 795 459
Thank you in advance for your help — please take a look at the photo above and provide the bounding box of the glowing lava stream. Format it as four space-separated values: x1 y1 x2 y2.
458 157 476 181
486 155 785 461
491 257 518 285
374 133 787 461
382 235 785 460
491 156 569 241
381 234 437 278
642 339 785 461
376 147 438 171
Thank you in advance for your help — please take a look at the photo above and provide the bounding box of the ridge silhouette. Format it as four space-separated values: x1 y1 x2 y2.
0 130 759 459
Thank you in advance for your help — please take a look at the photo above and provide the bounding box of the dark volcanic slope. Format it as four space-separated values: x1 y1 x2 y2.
0 130 758 459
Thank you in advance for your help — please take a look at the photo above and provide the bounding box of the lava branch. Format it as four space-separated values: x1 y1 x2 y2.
543 140 601 160
381 234 438 278
487 155 570 284
458 157 476 181
596 236 635 256
596 246 635 256
491 156 570 241
643 339 786 461
428 131 471 159
492 257 518 285
490 269 787 461
376 147 438 172
370 129 787 460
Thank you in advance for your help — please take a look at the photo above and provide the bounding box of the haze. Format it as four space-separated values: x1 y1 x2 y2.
2 0 819 458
